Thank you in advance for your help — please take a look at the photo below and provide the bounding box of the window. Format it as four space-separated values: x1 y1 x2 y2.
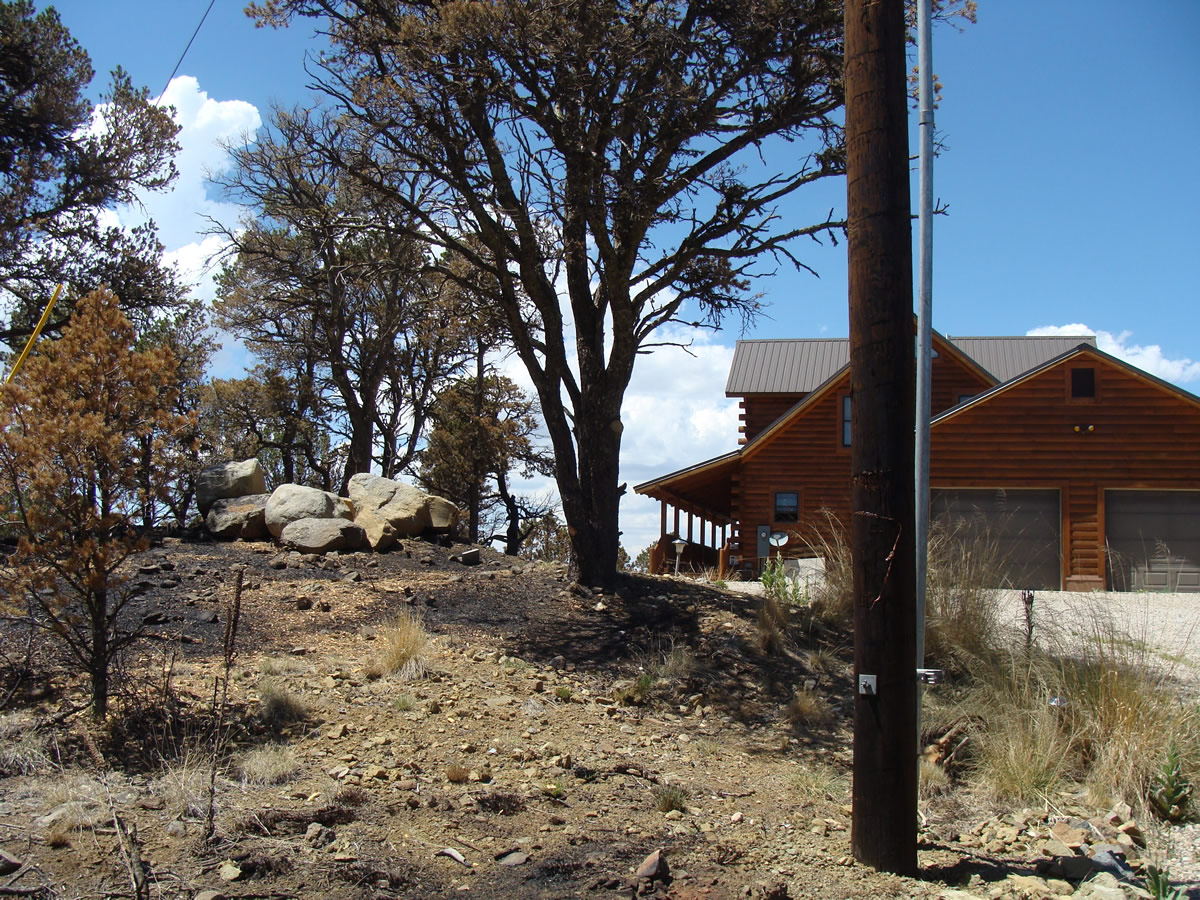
774 492 799 522
957 393 975 405
1071 367 1096 399
841 395 852 447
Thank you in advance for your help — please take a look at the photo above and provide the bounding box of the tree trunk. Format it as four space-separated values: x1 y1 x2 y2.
338 393 377 495
90 589 109 721
845 0 918 876
565 401 623 587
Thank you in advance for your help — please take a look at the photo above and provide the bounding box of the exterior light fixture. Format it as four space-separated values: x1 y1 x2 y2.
672 539 687 576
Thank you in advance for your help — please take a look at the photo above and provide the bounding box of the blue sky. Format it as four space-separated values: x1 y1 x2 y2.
40 0 1200 552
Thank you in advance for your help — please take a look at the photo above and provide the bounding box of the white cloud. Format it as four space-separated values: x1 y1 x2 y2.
618 326 739 554
1027 324 1200 386
163 233 232 304
108 76 259 305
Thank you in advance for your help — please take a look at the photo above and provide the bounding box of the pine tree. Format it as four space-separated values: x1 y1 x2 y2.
0 289 193 719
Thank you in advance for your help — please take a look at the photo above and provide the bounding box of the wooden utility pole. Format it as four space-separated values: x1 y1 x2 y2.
844 0 918 876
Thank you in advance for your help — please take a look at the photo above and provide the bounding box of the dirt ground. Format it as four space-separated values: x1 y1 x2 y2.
0 537 1194 899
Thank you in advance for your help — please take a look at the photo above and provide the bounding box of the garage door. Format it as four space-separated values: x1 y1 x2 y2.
931 488 1062 590
1105 491 1200 592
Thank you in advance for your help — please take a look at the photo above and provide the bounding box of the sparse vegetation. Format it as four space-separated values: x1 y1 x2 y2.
786 689 833 727
1144 864 1183 900
1149 741 1193 824
796 511 1200 813
367 612 431 681
757 591 790 655
652 782 690 813
541 777 567 800
616 672 656 706
0 507 1194 897
0 715 51 775
760 557 808 608
238 745 300 785
791 763 847 803
257 679 308 729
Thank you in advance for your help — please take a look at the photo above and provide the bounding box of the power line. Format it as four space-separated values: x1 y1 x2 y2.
156 0 218 103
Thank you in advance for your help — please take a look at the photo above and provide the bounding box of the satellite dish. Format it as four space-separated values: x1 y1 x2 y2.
768 531 789 548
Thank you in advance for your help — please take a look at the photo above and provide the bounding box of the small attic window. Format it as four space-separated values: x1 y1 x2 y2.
1071 367 1096 399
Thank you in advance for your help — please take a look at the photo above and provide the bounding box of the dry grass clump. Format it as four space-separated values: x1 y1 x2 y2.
238 744 301 785
367 611 431 680
652 782 690 813
257 679 309 728
792 512 1200 812
796 510 854 627
791 762 847 803
963 601 1200 811
656 641 695 681
156 751 217 819
919 758 951 800
258 656 309 677
615 672 656 706
757 593 789 655
786 688 833 727
923 517 1006 671
0 714 52 775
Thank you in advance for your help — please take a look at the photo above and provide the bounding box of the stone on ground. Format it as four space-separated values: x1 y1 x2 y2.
279 517 367 553
265 484 353 538
196 458 265 516
206 493 270 540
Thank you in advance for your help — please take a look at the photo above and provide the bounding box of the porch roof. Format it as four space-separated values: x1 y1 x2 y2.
633 450 738 525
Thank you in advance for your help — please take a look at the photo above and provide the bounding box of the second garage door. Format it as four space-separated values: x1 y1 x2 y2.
1105 491 1200 592
931 488 1062 590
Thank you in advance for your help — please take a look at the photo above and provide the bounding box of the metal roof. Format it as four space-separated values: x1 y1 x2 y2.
944 335 1096 383
724 339 849 394
725 334 1097 395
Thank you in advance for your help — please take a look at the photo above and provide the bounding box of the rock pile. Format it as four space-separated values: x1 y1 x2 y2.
198 459 460 553
933 801 1160 900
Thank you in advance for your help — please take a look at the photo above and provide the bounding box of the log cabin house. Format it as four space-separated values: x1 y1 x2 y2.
634 332 1200 592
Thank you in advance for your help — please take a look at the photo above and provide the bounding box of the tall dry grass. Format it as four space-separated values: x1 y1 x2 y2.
367 611 431 681
795 509 1200 812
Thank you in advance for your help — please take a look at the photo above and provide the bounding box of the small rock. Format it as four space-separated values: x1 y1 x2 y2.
218 860 242 882
1116 820 1145 847
497 851 528 867
635 848 670 884
296 596 313 611
305 822 336 848
194 892 225 900
165 820 187 838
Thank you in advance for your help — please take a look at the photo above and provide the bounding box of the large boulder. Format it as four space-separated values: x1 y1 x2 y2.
354 508 398 553
279 517 367 553
427 494 461 532
196 459 265 516
348 473 460 538
206 494 270 541
265 484 354 538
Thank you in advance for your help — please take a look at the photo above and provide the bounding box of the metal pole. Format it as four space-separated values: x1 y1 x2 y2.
915 0 935 682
